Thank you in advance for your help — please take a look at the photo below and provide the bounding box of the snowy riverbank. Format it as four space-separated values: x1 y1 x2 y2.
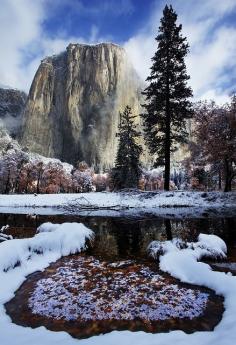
0 191 235 212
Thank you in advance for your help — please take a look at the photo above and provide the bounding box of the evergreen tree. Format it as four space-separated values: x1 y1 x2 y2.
142 5 193 191
111 106 143 190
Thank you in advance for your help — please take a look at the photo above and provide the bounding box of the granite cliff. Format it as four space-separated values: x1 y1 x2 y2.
21 43 144 169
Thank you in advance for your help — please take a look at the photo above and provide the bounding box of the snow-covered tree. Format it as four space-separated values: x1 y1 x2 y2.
0 150 28 193
111 106 143 190
142 5 192 191
189 98 236 191
72 161 94 192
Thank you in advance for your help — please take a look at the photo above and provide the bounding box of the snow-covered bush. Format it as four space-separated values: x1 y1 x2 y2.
148 233 227 260
93 172 110 191
72 161 95 192
140 168 180 191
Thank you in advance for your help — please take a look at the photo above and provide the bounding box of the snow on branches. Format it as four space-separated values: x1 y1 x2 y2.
0 131 99 194
185 96 236 191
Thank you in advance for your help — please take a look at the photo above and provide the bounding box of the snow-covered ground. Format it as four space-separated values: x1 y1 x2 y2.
0 222 236 345
0 191 235 214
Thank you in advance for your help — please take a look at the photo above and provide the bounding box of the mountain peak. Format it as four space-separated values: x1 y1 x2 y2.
21 43 144 168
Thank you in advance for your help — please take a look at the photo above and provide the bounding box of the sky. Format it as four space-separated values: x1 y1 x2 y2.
0 0 236 103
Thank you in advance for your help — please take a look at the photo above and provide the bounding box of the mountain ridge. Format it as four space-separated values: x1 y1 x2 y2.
21 42 145 169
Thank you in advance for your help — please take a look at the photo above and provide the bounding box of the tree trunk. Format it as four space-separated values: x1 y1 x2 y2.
25 181 28 193
164 122 171 191
224 180 232 192
4 170 11 194
14 169 21 193
224 159 232 192
36 174 41 194
218 169 222 190
228 178 232 192
165 219 172 240
164 52 171 191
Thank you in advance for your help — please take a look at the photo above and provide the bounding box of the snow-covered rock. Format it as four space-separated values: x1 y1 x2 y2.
148 233 227 260
0 222 94 272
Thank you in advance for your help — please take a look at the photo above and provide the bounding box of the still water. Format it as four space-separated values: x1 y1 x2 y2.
1 212 236 338
1 213 236 260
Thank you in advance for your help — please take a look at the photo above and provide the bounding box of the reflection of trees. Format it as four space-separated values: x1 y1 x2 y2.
114 221 142 258
0 213 41 239
1 214 235 259
95 228 119 258
75 217 235 257
165 219 172 240
86 219 119 259
139 221 164 256
225 218 236 245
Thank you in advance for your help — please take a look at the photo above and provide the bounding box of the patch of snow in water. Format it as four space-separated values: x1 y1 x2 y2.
28 256 208 321
0 223 236 345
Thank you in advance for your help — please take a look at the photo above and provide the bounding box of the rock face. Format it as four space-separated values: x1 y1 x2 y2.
21 43 144 169
0 88 27 137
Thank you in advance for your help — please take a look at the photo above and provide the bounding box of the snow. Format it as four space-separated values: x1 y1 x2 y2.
0 233 12 241
0 224 9 232
37 222 60 233
213 262 236 271
148 233 227 260
0 191 235 212
0 224 12 241
28 153 73 173
193 234 227 259
29 256 209 322
0 227 236 345
0 222 94 272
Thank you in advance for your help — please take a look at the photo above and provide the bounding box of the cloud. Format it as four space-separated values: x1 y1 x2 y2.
0 0 236 105
124 0 236 104
0 0 112 92
0 0 45 90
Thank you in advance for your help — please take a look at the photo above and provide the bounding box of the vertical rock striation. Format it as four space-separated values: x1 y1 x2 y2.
21 43 144 169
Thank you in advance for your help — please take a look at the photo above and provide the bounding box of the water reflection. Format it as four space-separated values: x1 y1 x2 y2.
165 219 172 240
1 213 236 260
2 212 231 338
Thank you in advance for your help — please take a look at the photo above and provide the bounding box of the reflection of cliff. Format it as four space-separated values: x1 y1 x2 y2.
2 214 235 259
85 218 144 259
21 43 144 168
85 219 119 258
86 218 173 259
93 227 119 259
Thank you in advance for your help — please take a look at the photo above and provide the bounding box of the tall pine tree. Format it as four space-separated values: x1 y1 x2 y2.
111 106 142 190
142 5 193 191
